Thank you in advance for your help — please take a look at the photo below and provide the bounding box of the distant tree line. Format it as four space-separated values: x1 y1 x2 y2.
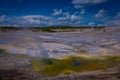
0 26 106 32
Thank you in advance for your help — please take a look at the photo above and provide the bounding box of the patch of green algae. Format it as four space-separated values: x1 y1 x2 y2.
31 56 120 76
1 49 120 76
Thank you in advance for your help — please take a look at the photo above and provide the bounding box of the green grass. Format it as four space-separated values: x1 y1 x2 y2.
31 56 120 76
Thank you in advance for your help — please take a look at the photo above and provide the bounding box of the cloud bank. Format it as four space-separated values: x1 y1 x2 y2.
0 0 120 27
72 0 107 9
72 0 107 5
0 14 84 27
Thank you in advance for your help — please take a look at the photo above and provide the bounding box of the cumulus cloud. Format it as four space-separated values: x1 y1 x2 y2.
63 12 70 17
57 14 83 25
72 0 107 5
72 0 107 9
80 9 86 14
73 9 85 15
0 15 53 26
22 15 41 24
0 15 9 23
0 14 84 26
94 9 105 19
52 9 62 16
107 12 120 26
107 20 120 26
74 5 84 9
88 22 95 26
115 12 120 19
22 15 52 25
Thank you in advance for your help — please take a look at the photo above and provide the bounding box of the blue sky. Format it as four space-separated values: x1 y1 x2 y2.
0 0 120 27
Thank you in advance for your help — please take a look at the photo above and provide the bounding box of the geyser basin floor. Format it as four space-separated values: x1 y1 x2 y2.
0 27 120 59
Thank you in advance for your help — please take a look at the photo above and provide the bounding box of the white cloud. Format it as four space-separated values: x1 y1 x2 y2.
22 15 41 24
72 0 107 9
52 9 62 16
0 14 84 26
88 22 95 26
94 9 105 19
107 12 120 26
73 9 86 15
0 15 9 23
22 15 51 25
57 14 83 25
74 5 84 9
0 15 53 26
22 15 53 26
72 0 107 5
58 14 82 21
63 12 70 17
80 9 86 14
115 12 120 19
108 19 120 26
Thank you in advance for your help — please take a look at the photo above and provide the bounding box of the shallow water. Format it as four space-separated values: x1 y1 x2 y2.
0 39 10 44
